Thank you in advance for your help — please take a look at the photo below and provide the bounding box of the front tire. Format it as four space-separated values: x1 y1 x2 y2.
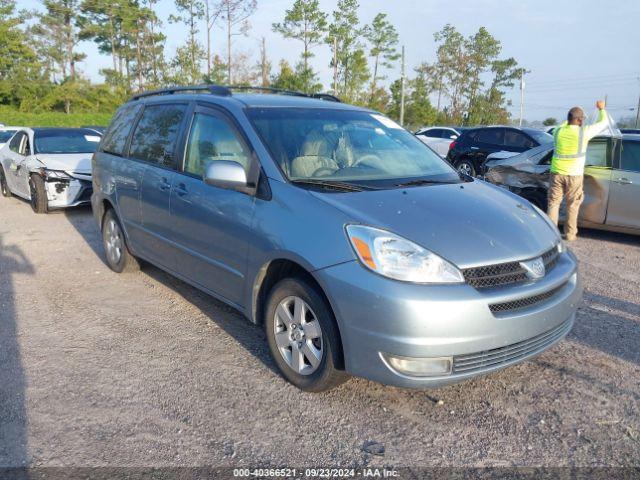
265 277 348 392
29 174 48 214
102 209 139 273
0 167 13 198
455 160 476 177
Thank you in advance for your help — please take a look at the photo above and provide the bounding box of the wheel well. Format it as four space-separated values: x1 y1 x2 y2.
255 259 345 370
99 199 115 229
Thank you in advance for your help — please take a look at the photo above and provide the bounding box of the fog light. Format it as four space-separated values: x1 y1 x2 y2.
381 353 452 377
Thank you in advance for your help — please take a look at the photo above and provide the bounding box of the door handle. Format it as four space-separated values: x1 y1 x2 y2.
158 178 171 191
174 183 192 203
614 178 633 185
175 183 188 196
471 147 479 150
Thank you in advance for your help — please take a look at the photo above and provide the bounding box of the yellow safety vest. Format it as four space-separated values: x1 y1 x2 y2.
551 109 608 176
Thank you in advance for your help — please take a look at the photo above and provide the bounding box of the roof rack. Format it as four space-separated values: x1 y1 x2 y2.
128 84 341 103
227 85 341 102
129 85 232 101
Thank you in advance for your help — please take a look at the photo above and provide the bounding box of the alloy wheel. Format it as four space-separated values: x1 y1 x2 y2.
273 296 324 375
104 218 124 266
457 162 473 176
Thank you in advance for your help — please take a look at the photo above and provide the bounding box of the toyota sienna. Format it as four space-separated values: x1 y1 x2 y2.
91 86 582 392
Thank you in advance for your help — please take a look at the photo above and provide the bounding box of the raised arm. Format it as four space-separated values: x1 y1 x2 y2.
584 101 609 141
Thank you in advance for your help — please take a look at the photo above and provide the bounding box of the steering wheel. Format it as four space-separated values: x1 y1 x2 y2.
312 166 337 177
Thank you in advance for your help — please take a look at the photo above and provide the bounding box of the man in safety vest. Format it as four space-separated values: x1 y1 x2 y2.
547 100 609 241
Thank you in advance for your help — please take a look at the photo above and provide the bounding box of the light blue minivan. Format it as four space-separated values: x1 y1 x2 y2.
92 86 582 391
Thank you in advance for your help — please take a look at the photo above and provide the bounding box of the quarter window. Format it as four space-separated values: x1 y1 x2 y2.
101 104 141 156
129 104 187 168
620 140 640 172
184 113 252 177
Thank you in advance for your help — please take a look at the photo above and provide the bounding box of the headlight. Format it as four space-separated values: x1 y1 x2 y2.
40 168 72 180
346 225 464 283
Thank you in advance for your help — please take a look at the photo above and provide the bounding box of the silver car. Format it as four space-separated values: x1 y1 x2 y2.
0 127 100 213
91 86 582 392
485 133 640 235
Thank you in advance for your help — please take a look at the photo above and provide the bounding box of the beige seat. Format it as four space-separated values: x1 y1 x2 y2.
290 130 340 178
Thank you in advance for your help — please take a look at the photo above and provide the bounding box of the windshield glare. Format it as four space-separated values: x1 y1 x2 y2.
35 130 101 154
248 108 460 186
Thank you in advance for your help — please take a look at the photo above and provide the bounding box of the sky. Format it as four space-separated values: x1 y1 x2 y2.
22 0 640 122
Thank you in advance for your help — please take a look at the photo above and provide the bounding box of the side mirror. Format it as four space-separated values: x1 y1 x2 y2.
450 134 458 139
203 161 247 190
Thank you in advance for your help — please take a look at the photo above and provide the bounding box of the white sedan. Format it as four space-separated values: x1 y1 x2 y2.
415 126 462 157
0 127 101 213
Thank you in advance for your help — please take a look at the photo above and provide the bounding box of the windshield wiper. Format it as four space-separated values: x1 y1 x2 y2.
394 179 455 188
290 179 370 192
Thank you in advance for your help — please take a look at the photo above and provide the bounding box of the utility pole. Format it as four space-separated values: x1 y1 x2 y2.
260 37 268 87
333 37 338 95
400 45 406 126
518 69 525 127
635 95 640 128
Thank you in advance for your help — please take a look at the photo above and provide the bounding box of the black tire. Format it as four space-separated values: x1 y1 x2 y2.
0 167 12 198
29 174 48 214
265 277 348 392
455 159 476 177
101 209 140 273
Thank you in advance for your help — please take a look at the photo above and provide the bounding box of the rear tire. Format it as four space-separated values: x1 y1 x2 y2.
265 277 348 392
0 167 12 198
455 160 476 177
29 174 48 214
102 209 140 273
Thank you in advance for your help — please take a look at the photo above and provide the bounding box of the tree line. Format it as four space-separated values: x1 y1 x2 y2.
0 0 524 128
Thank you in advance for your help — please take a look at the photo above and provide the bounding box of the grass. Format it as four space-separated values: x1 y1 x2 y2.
0 107 113 127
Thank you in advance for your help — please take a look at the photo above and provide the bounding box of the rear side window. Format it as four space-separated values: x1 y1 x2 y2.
101 104 141 156
621 140 640 172
476 129 504 145
504 130 534 148
129 104 187 169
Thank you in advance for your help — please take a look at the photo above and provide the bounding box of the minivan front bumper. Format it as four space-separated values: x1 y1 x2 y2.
316 249 581 388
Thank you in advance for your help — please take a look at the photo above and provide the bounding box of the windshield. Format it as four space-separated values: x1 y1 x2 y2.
0 130 17 143
35 130 101 154
247 108 461 188
527 130 554 145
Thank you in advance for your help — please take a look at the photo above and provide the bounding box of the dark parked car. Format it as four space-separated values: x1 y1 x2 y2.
447 126 553 176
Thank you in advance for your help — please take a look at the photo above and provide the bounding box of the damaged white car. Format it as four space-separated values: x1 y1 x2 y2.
0 127 101 213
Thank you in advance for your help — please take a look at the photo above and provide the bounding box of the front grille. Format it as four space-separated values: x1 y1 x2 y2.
489 283 566 314
452 318 572 374
463 246 560 289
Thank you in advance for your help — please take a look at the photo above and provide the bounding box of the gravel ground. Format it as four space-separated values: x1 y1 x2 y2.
0 196 638 470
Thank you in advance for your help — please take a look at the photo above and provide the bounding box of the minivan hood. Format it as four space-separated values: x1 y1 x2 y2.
35 153 93 174
311 180 559 268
